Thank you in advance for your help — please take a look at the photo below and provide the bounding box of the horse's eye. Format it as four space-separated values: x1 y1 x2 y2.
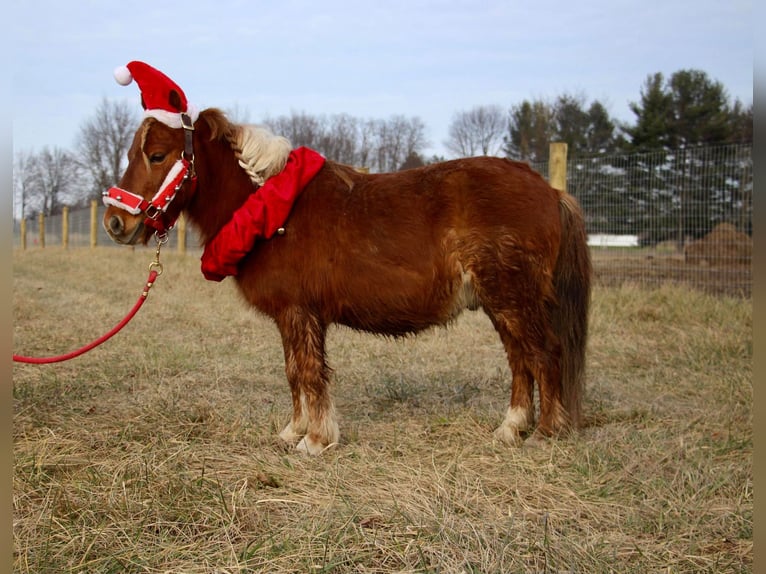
149 153 166 164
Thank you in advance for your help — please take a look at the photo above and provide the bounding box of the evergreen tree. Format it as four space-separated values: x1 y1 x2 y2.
624 72 674 151
621 69 751 246
667 69 732 146
505 95 617 161
553 93 589 155
503 99 554 161
625 69 739 150
399 151 425 171
728 99 753 143
585 101 617 154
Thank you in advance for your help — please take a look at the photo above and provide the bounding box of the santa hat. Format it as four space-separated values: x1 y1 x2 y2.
114 61 199 128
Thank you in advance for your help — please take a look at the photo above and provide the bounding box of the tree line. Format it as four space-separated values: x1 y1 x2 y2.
14 99 138 219
14 68 752 235
465 69 751 161
261 112 428 174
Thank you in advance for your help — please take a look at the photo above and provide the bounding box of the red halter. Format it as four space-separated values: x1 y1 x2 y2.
102 113 197 235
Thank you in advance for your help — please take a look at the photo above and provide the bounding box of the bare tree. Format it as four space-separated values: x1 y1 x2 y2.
13 150 38 219
373 115 428 173
263 111 325 150
320 113 360 166
76 98 140 198
445 105 506 157
224 102 252 124
263 111 428 173
357 119 377 170
400 116 428 163
28 147 82 215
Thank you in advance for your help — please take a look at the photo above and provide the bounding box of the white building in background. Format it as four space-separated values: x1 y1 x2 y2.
587 234 639 248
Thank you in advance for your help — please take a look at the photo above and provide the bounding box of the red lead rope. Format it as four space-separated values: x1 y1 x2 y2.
13 268 160 365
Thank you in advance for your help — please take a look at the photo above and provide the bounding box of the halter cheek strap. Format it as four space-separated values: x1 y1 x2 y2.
102 113 197 235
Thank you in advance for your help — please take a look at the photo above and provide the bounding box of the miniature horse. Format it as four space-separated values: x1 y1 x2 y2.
104 108 591 455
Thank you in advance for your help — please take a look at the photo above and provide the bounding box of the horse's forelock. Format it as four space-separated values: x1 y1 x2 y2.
138 119 156 170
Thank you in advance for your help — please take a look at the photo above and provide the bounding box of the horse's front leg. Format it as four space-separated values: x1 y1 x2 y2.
276 308 339 455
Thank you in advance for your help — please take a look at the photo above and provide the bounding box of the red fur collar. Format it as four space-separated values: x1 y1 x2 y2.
200 147 325 281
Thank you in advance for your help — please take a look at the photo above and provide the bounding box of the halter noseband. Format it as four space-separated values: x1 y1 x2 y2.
102 113 197 236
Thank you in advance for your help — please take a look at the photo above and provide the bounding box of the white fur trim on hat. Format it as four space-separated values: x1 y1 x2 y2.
144 104 200 129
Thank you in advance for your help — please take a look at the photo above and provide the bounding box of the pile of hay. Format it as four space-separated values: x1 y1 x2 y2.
685 222 752 266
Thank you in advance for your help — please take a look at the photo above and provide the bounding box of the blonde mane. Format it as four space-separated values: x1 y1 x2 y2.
230 124 292 186
203 109 292 186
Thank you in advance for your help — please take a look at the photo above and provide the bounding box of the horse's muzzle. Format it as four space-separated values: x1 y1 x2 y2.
104 214 145 245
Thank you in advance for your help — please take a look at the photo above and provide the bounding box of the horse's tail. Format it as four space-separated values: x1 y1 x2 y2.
552 191 591 429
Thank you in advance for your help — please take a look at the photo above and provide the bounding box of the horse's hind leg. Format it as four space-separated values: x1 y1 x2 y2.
276 308 340 455
490 322 536 445
487 308 569 444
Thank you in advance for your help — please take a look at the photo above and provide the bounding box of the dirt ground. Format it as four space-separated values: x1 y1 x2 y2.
592 227 751 298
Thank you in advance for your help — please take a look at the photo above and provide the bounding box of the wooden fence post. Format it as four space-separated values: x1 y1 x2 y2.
20 219 27 250
90 200 98 248
62 206 69 249
38 213 45 248
549 142 568 192
177 214 187 254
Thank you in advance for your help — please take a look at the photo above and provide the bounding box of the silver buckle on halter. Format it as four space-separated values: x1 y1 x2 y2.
145 204 162 220
180 113 196 165
180 113 195 131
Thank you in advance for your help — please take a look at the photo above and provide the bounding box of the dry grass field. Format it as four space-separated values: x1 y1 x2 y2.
13 247 752 573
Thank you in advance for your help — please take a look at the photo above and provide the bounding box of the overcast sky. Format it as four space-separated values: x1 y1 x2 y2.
10 0 753 159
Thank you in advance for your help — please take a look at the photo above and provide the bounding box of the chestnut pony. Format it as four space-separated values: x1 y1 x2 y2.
104 108 591 454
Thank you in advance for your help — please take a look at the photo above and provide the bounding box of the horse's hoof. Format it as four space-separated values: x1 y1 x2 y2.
493 406 533 447
278 422 303 444
523 432 551 448
493 425 524 447
295 435 335 456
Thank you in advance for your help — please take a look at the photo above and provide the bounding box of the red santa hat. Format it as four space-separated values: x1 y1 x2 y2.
113 61 199 128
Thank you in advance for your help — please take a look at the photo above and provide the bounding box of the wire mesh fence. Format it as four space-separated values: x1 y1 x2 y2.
531 143 752 297
13 143 752 297
13 204 199 252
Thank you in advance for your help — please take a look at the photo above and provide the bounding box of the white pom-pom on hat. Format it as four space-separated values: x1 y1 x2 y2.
114 66 133 86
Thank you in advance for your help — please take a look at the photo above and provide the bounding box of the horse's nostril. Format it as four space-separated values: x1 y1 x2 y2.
109 215 124 235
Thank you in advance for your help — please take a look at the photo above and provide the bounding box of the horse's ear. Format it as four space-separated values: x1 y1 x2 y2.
168 89 184 112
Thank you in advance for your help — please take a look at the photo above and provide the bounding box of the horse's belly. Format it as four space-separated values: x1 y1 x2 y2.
335 266 479 335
